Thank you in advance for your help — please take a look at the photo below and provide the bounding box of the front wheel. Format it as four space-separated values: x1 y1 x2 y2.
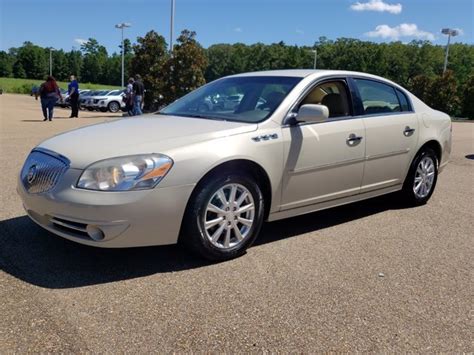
108 101 120 113
402 148 438 206
180 173 264 261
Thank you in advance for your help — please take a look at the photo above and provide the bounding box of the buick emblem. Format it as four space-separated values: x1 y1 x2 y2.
27 165 37 184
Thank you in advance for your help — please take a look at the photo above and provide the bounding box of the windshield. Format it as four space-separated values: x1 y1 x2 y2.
160 76 302 123
106 90 121 96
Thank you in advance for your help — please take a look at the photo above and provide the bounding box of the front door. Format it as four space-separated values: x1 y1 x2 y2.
280 79 365 211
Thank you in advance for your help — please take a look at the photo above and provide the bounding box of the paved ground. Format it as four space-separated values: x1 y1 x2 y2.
0 93 473 352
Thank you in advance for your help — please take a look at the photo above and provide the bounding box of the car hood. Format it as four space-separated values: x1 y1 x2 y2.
38 115 258 169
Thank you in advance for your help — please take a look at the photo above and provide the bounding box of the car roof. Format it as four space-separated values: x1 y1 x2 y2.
229 69 405 90
230 69 383 79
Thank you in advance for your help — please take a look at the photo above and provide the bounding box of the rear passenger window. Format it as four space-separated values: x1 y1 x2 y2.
354 79 401 115
395 88 411 111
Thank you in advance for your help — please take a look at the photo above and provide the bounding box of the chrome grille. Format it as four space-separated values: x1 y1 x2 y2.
20 149 70 194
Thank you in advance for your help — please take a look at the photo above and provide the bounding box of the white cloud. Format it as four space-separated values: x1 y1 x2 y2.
350 0 402 14
233 27 243 33
74 38 87 45
365 23 435 41
296 29 305 35
453 28 464 36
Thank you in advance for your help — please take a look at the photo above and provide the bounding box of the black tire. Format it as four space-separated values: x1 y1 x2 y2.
108 101 120 113
180 172 264 261
402 147 438 206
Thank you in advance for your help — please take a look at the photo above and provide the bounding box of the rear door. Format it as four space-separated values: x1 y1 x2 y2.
351 78 419 192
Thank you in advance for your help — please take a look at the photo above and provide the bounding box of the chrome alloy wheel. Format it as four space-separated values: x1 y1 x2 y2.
203 183 255 249
413 156 435 199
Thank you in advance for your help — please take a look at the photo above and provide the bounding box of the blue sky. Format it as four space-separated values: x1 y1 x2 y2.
0 0 472 54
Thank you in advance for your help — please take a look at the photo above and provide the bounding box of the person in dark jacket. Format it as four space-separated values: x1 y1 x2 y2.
37 76 62 121
132 74 145 115
68 75 80 118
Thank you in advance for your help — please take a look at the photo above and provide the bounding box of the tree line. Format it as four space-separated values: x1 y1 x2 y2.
0 31 472 117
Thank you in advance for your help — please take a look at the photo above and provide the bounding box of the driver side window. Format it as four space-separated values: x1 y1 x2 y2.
299 81 352 118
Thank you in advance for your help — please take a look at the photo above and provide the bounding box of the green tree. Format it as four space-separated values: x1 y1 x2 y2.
460 75 474 119
0 51 13 77
51 49 69 81
80 38 108 83
13 60 26 78
66 49 83 80
162 30 208 104
114 38 134 85
16 41 47 79
104 53 122 86
425 71 461 115
131 30 169 108
409 74 433 102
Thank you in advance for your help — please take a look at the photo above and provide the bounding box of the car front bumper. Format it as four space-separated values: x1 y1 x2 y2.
17 168 195 248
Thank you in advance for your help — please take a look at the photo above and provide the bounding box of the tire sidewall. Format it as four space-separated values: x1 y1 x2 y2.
184 173 264 260
108 101 120 113
405 148 438 204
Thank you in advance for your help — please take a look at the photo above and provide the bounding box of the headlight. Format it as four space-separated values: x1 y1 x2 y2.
77 154 173 191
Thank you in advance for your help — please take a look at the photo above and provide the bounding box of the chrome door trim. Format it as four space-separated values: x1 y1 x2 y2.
289 157 366 174
365 148 410 161
288 149 410 175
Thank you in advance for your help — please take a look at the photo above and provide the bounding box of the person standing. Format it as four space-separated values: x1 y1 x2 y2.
124 77 135 116
68 75 80 118
37 76 62 121
132 74 145 115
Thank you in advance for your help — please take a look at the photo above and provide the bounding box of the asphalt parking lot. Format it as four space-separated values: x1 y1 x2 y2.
0 93 473 352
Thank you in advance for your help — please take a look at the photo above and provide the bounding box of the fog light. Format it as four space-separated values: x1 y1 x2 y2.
86 225 105 241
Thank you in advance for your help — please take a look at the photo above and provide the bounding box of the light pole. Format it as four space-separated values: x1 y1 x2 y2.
170 0 175 54
310 49 317 69
441 28 459 75
115 22 132 87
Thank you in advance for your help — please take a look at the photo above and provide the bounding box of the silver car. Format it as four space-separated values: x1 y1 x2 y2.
18 70 452 260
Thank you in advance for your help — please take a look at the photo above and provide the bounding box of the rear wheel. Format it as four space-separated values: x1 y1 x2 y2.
402 147 438 206
181 173 264 261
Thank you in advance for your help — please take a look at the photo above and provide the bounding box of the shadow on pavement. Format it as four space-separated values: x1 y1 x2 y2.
0 193 408 289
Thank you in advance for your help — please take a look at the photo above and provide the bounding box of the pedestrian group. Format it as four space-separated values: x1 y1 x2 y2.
36 74 145 121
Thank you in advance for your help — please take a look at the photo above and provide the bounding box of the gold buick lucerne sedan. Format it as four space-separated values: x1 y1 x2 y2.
18 70 452 260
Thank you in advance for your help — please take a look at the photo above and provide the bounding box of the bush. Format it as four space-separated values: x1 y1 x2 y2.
425 71 461 116
460 75 474 119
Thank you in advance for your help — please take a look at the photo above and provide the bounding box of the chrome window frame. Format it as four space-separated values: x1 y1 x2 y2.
349 76 415 118
282 75 358 127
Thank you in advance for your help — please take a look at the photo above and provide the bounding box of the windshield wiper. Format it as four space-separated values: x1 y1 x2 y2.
167 113 226 121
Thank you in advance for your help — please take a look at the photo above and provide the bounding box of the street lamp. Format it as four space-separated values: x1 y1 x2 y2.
170 0 175 54
115 22 132 87
441 28 459 75
310 49 317 69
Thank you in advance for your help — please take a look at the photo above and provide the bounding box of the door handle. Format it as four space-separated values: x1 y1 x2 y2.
346 133 363 147
404 126 416 137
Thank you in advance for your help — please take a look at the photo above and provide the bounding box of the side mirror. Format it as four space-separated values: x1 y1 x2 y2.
297 104 329 124
285 104 329 125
